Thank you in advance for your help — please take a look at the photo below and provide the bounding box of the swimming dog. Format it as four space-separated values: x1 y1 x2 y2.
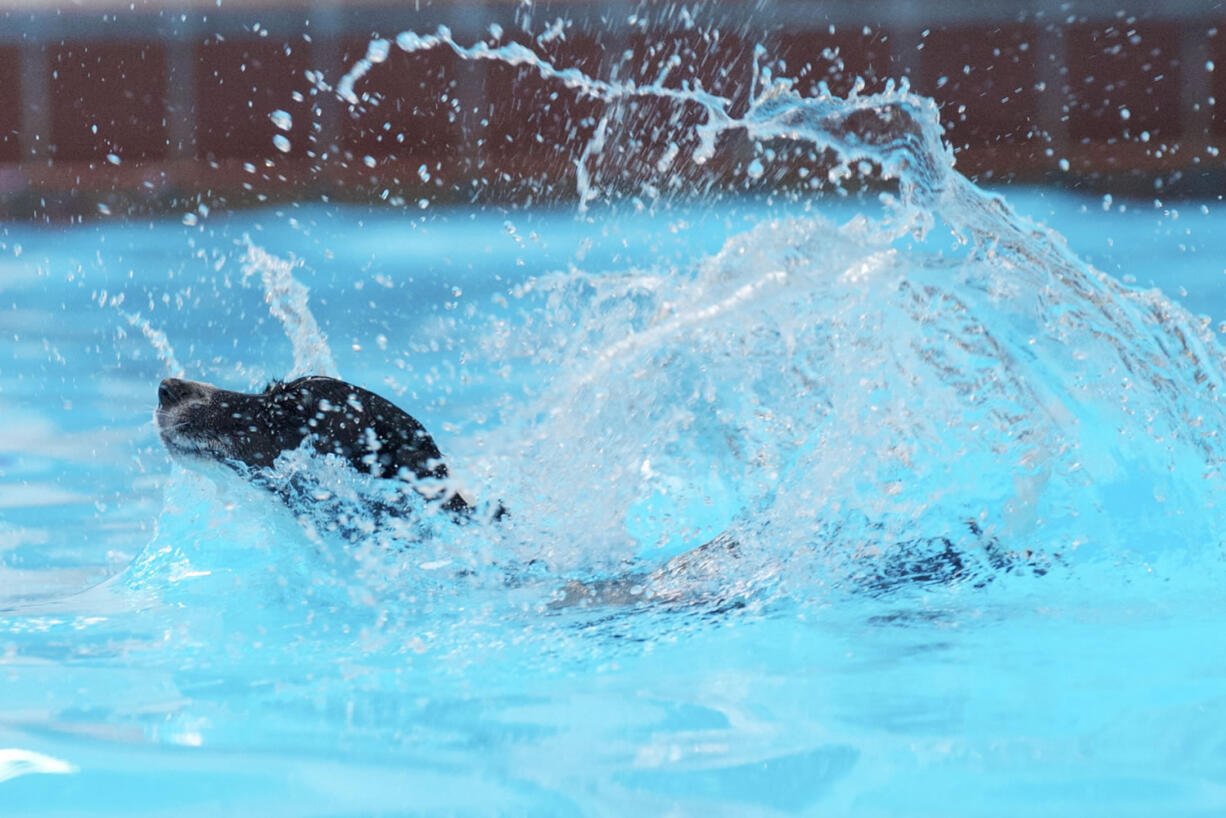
155 375 1051 602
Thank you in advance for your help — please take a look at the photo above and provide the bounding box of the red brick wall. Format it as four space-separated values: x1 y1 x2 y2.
195 38 315 160
50 42 168 161
0 46 21 162
1065 22 1183 143
2 9 1223 210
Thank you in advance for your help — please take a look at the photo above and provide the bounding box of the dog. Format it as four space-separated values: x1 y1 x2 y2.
155 375 1051 604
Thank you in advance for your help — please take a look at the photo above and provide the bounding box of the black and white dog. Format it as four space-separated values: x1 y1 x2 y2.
156 375 1050 603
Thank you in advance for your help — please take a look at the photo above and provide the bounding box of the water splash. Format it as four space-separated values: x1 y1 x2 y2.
337 27 950 212
337 26 736 209
241 243 339 379
323 28 1226 582
119 310 184 378
338 28 733 124
0 749 78 783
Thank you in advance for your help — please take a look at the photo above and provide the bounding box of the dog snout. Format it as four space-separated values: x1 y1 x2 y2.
158 378 202 408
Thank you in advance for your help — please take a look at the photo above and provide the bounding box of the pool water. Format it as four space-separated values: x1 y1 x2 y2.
5 67 1226 816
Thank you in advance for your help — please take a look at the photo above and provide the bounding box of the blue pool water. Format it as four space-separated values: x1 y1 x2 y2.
6 69 1226 815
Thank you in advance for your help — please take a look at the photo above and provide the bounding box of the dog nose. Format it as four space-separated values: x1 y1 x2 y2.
158 378 190 408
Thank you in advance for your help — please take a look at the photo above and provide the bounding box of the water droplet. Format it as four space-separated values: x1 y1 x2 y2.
1058 158 1070 172
364 155 377 168
746 158 765 180
417 164 431 182
367 38 390 64
182 213 199 226
1119 107 1131 121
105 153 121 165
273 134 292 153
270 110 293 131
96 202 111 215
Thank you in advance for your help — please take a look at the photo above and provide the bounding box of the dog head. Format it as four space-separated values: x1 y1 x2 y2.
156 375 470 514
